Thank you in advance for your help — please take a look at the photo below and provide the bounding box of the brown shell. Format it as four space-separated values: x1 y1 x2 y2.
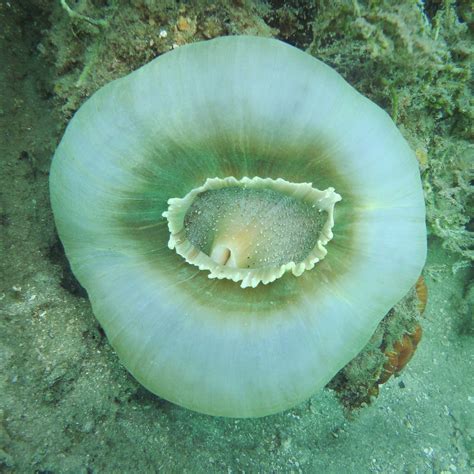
378 324 423 384
415 275 428 315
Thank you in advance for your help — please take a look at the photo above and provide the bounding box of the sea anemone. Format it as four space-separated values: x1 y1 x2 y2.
50 36 426 417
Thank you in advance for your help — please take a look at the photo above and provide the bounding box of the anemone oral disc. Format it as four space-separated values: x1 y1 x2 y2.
49 36 427 418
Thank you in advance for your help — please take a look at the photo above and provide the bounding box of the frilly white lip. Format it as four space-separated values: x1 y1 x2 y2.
163 176 342 288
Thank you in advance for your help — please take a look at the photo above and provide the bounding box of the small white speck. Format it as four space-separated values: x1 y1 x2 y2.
423 447 433 457
159 29 167 38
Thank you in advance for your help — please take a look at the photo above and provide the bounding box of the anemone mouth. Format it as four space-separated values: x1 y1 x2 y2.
163 176 342 288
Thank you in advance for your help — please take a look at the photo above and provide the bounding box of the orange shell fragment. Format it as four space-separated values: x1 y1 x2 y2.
415 275 428 315
378 325 423 385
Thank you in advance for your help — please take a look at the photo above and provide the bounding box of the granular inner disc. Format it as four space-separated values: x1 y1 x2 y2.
183 186 326 269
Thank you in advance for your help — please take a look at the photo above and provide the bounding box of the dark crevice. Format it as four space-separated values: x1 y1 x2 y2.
48 236 87 298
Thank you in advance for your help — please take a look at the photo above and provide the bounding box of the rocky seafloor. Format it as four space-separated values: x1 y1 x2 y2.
1 1 472 472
